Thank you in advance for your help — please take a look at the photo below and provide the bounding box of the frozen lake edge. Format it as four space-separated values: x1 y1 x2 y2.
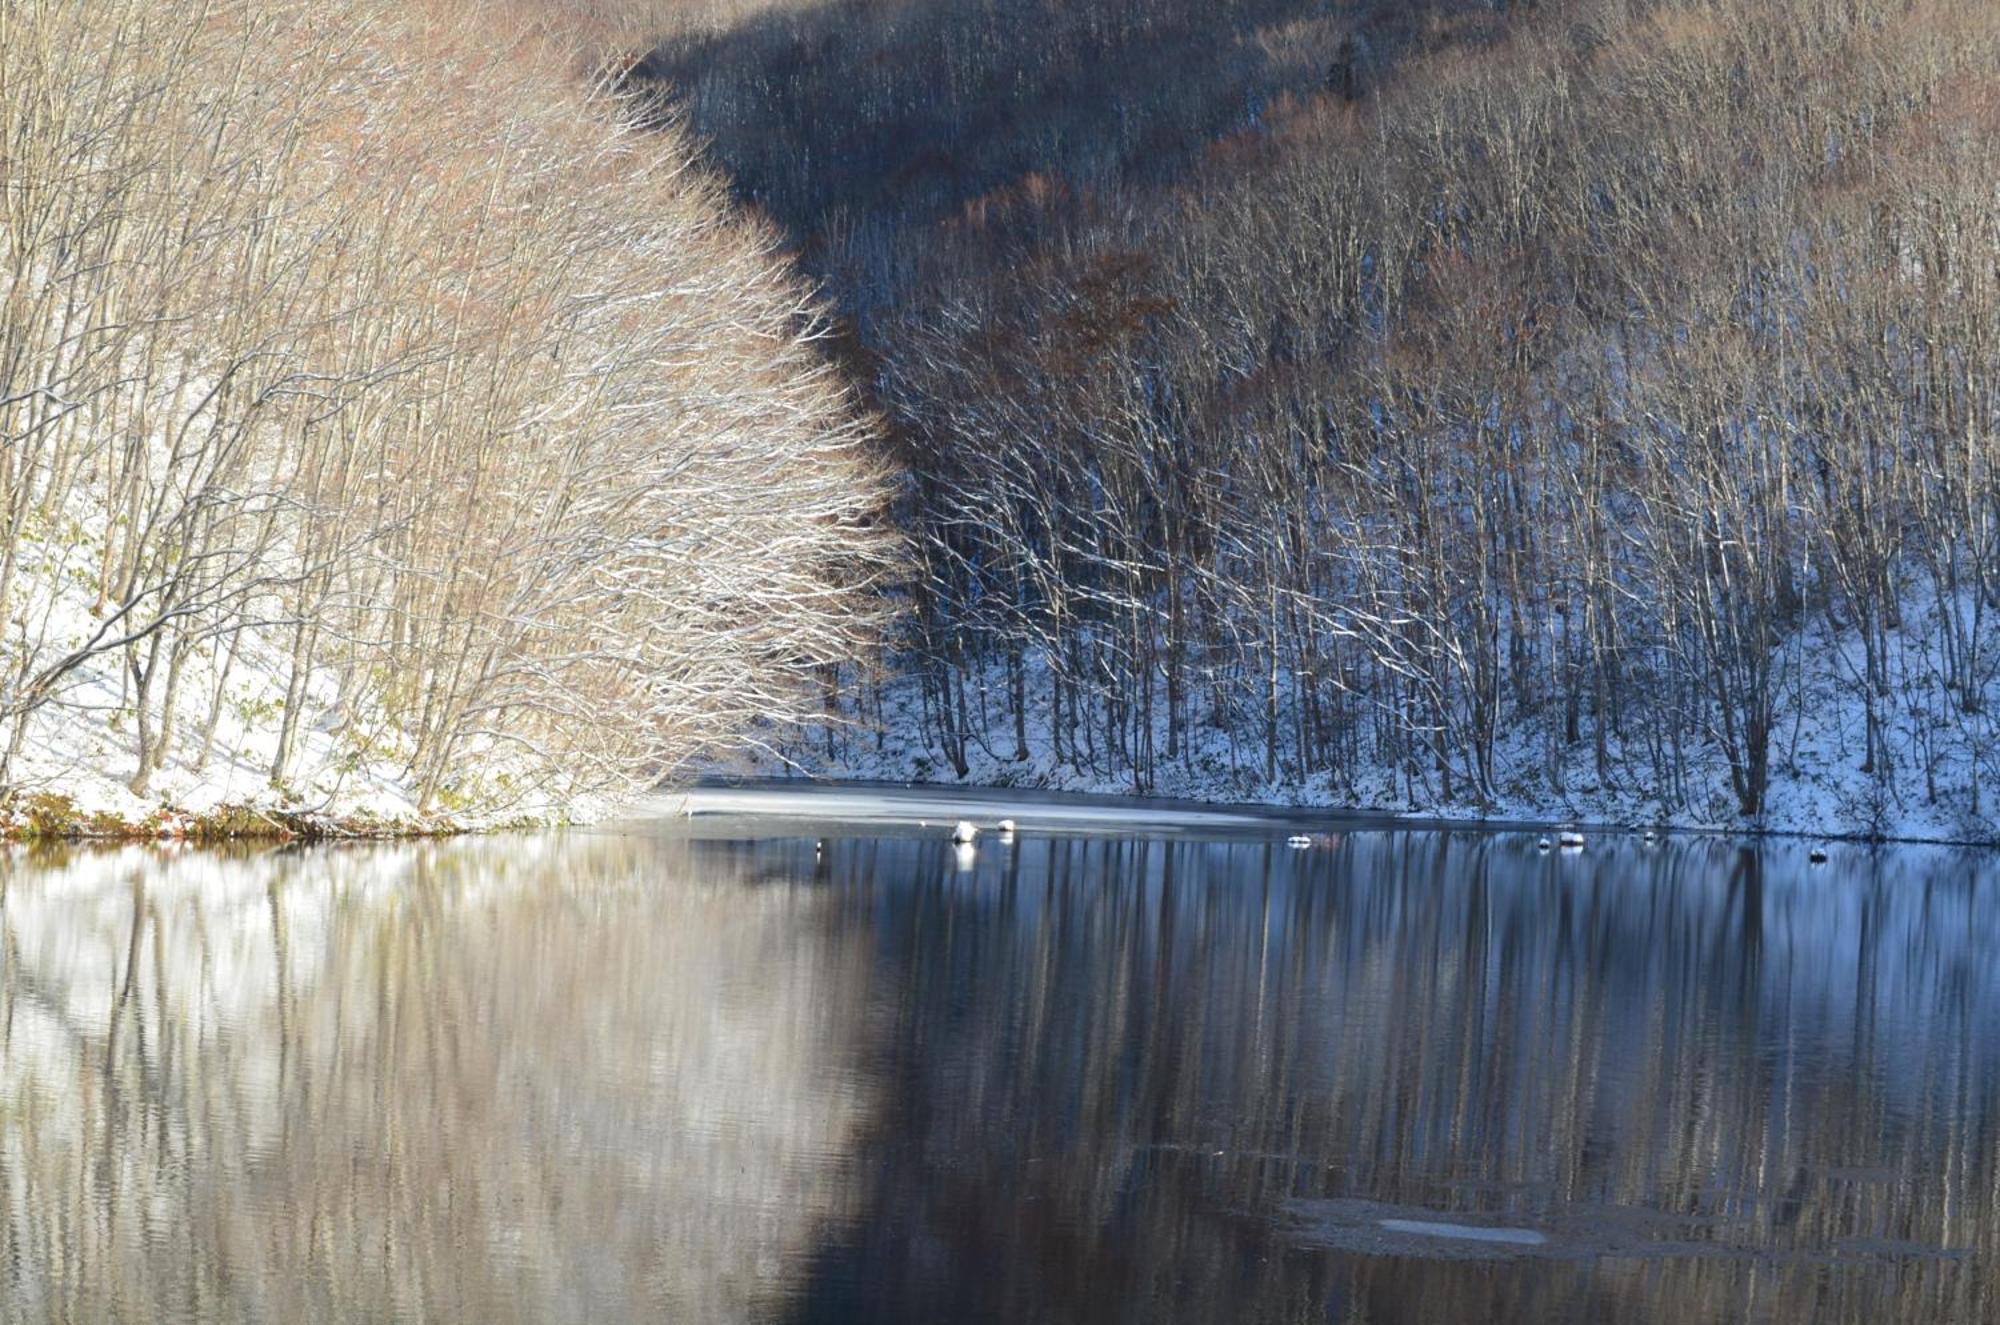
645 779 1967 847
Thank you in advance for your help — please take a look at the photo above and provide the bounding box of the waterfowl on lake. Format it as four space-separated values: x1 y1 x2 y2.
1809 846 1828 864
952 820 979 845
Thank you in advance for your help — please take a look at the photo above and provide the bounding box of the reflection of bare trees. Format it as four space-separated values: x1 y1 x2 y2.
2 833 1995 1323
0 837 873 1323
801 836 2000 1323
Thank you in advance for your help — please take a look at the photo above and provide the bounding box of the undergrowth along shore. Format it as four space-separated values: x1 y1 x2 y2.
0 793 499 844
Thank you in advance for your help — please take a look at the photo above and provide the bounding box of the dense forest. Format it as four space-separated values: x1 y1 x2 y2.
0 0 890 823
633 0 2000 836
8 0 2000 836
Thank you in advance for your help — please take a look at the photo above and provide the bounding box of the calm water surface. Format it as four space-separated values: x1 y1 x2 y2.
2 803 1996 1323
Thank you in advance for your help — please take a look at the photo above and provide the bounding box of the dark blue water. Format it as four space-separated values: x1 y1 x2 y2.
2 812 1995 1323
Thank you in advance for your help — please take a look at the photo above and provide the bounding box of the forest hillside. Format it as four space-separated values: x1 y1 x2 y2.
11 0 1999 841
0 0 892 832
640 0 2000 841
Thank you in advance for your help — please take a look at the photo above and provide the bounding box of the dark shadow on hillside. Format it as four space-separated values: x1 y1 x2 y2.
631 0 1489 254
635 0 1305 239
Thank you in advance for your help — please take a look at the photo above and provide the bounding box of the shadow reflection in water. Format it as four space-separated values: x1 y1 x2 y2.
778 831 1999 1325
0 828 1995 1324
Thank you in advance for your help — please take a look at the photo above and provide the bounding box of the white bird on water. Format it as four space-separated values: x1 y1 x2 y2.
997 819 1018 838
952 820 979 845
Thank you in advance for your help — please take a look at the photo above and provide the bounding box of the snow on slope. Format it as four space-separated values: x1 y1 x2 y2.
726 596 2000 845
0 512 605 834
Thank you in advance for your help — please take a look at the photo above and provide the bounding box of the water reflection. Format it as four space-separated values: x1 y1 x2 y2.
0 835 873 1323
2 827 1996 1323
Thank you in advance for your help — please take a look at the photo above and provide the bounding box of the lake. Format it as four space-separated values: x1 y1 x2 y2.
2 788 1995 1323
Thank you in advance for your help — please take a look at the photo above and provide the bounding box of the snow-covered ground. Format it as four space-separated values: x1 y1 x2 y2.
0 629 606 836
0 510 608 836
722 600 2000 845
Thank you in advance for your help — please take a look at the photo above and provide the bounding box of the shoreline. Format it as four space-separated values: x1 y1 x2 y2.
13 775 1997 850
679 775 2000 851
0 792 496 845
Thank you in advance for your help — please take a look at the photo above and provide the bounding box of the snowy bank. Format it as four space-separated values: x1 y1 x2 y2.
725 606 2000 845
0 524 613 841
